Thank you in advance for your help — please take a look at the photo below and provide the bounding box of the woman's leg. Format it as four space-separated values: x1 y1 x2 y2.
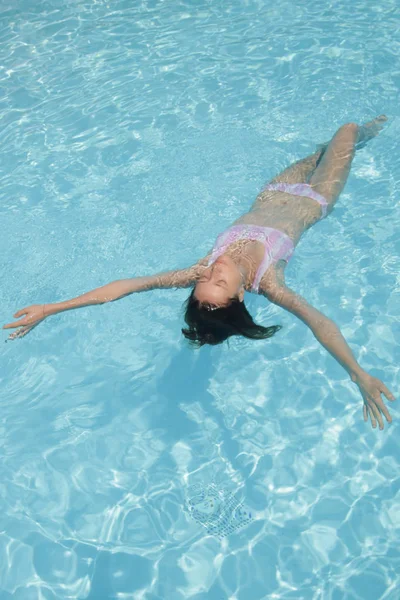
309 115 387 212
268 147 326 185
260 115 386 204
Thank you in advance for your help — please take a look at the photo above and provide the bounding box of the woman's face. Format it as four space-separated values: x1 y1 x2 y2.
194 255 244 308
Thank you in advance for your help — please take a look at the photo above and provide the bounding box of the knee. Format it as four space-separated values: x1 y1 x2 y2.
335 123 358 149
339 122 359 137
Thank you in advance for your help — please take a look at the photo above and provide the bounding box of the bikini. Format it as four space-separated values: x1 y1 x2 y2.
208 183 329 293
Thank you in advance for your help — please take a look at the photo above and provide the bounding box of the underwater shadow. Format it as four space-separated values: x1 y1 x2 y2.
155 344 242 468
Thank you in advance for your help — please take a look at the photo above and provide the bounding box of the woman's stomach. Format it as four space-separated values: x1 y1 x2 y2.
236 195 322 241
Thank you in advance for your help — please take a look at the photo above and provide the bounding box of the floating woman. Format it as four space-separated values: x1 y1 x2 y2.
4 115 395 430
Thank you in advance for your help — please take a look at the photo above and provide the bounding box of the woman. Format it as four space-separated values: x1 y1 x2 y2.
3 116 395 430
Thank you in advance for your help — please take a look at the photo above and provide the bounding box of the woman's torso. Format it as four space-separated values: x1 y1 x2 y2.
200 189 322 292
234 188 322 243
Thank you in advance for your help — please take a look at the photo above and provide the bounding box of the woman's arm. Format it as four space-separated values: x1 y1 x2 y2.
263 282 395 429
3 264 203 339
267 284 364 379
44 265 202 316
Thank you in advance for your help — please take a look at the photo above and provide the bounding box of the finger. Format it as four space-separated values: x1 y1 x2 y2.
379 383 395 402
8 327 29 340
373 397 392 424
19 326 34 338
8 323 38 340
371 395 392 423
14 309 28 318
370 402 384 430
367 405 377 429
7 329 23 340
3 319 27 330
363 404 368 422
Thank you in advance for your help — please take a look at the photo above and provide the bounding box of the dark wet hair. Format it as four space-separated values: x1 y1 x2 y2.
182 288 282 347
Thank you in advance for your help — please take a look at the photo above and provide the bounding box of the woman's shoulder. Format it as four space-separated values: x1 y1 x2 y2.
257 261 287 297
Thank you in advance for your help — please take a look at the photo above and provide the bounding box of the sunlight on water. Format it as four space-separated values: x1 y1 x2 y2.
1 0 399 598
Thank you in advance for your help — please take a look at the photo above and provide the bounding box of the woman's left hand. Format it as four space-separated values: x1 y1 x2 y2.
354 371 395 430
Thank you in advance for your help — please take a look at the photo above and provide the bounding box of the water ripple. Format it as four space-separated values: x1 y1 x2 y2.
1 0 400 598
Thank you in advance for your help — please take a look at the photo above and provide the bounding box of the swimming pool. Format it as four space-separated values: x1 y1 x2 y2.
1 0 399 598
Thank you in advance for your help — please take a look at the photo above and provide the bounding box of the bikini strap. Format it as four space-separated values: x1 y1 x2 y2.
208 225 294 293
251 230 294 292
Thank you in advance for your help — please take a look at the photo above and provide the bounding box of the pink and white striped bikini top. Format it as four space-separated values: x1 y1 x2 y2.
208 224 294 293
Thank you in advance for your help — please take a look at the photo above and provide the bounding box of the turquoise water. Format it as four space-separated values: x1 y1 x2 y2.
1 0 400 598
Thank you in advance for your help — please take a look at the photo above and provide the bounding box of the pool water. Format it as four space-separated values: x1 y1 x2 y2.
1 1 400 598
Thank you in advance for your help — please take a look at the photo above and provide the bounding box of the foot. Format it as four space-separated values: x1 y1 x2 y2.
317 115 388 153
356 114 387 148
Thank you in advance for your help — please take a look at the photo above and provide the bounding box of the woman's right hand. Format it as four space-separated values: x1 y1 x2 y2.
3 305 47 340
